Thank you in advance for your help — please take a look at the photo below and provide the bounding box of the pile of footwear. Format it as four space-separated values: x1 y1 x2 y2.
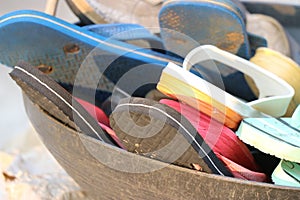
1 0 300 197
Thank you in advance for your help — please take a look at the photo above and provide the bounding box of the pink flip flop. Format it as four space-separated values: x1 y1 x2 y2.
160 99 268 182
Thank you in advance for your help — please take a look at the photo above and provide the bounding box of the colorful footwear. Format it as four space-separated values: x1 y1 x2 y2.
109 97 233 176
247 47 300 116
236 106 300 162
159 0 251 58
160 99 267 181
158 0 270 101
76 97 125 148
23 93 300 199
75 97 110 126
272 160 300 188
157 45 294 129
0 10 181 105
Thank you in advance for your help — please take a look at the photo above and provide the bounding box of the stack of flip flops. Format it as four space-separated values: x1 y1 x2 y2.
1 0 300 197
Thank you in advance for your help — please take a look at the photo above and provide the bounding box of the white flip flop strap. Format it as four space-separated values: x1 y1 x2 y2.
182 45 294 117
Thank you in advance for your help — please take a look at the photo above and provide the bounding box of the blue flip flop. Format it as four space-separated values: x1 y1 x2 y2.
0 10 259 104
84 23 164 49
159 0 251 58
0 10 181 106
159 0 259 101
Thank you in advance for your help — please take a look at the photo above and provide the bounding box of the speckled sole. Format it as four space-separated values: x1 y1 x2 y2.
110 97 232 176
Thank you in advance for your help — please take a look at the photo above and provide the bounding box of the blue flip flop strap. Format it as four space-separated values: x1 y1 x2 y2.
247 32 268 56
84 23 164 49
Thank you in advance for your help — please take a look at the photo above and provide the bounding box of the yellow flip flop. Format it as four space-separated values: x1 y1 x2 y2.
246 47 300 116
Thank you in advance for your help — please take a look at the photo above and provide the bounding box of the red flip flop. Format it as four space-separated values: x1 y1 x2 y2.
76 97 125 148
75 98 110 127
160 99 267 182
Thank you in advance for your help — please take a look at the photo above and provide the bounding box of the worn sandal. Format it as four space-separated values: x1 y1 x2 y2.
109 97 233 176
9 61 117 146
160 99 267 182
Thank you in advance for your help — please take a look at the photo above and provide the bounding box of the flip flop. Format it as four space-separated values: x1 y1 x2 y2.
246 14 291 57
272 160 300 188
159 0 251 58
0 10 266 111
23 94 300 199
76 97 125 148
157 45 294 129
246 47 300 116
65 0 163 28
9 61 117 146
109 97 233 176
242 0 300 28
242 0 300 64
158 0 270 101
236 105 300 162
98 123 125 149
159 99 267 182
75 97 110 126
0 10 181 105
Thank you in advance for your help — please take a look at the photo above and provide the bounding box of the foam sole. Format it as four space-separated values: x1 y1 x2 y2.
236 118 300 163
110 97 232 176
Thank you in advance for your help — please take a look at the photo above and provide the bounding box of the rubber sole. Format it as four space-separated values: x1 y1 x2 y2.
110 97 232 176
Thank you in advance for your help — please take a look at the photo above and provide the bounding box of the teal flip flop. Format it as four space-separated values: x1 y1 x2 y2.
236 106 300 163
272 160 300 188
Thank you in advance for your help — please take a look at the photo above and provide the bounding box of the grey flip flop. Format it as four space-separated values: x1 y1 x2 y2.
110 97 233 176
